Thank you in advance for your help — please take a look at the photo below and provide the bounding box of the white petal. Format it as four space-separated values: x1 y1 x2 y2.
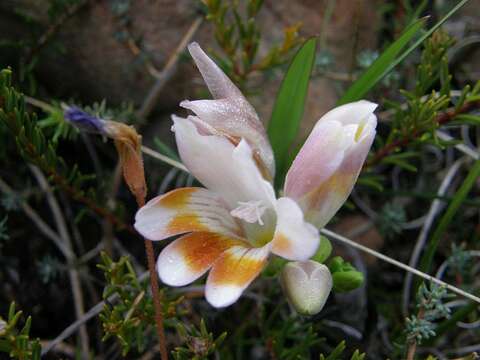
156 232 245 286
134 187 242 241
172 116 276 210
185 43 275 177
271 197 320 261
314 100 378 128
188 42 242 99
205 245 270 307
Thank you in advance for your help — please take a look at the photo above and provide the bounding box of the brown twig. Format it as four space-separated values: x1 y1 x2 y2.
137 16 203 120
365 100 480 169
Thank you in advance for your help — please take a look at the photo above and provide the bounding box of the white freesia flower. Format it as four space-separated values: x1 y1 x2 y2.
134 42 377 308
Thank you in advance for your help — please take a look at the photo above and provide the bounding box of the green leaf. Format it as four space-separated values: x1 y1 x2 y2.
268 37 316 187
338 0 470 104
320 340 346 360
338 17 426 105
311 235 332 263
418 159 480 276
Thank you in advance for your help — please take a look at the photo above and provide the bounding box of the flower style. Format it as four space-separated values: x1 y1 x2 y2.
134 42 377 308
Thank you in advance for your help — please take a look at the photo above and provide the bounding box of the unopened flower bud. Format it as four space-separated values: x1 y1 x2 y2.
64 106 147 203
281 260 332 316
328 256 364 292
103 121 147 204
63 105 105 134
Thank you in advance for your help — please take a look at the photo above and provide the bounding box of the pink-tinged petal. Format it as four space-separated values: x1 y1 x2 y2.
205 245 270 307
300 126 375 227
284 120 347 199
172 116 276 211
285 101 377 228
134 187 242 241
271 197 319 261
157 232 246 286
185 43 275 177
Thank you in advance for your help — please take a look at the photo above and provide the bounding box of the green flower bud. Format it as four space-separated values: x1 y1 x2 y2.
328 256 364 292
281 260 332 316
332 270 364 292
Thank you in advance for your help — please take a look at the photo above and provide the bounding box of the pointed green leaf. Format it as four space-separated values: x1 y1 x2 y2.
338 17 426 105
338 0 469 105
268 38 316 186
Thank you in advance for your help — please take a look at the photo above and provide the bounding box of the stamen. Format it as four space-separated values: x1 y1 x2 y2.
230 200 268 226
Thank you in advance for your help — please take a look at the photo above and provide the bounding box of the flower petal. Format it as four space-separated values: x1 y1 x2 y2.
205 245 270 307
172 116 276 211
187 42 242 99
284 120 346 199
134 187 242 240
284 101 377 227
185 42 275 177
157 232 245 286
300 124 376 227
315 100 377 127
271 197 319 261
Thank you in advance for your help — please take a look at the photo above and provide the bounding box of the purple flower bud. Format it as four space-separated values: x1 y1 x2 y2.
63 106 105 134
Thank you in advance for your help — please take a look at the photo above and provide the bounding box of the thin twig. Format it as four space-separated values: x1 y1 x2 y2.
436 130 480 160
41 271 149 356
402 159 465 315
321 228 480 304
137 17 203 120
29 166 90 358
142 145 188 172
0 177 71 258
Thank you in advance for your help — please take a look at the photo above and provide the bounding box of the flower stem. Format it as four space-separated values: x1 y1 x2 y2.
137 197 168 360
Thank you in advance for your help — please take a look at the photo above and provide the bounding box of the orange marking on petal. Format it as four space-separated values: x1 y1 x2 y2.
272 233 291 253
159 187 197 209
177 232 242 273
166 214 209 234
305 173 351 210
210 250 265 286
